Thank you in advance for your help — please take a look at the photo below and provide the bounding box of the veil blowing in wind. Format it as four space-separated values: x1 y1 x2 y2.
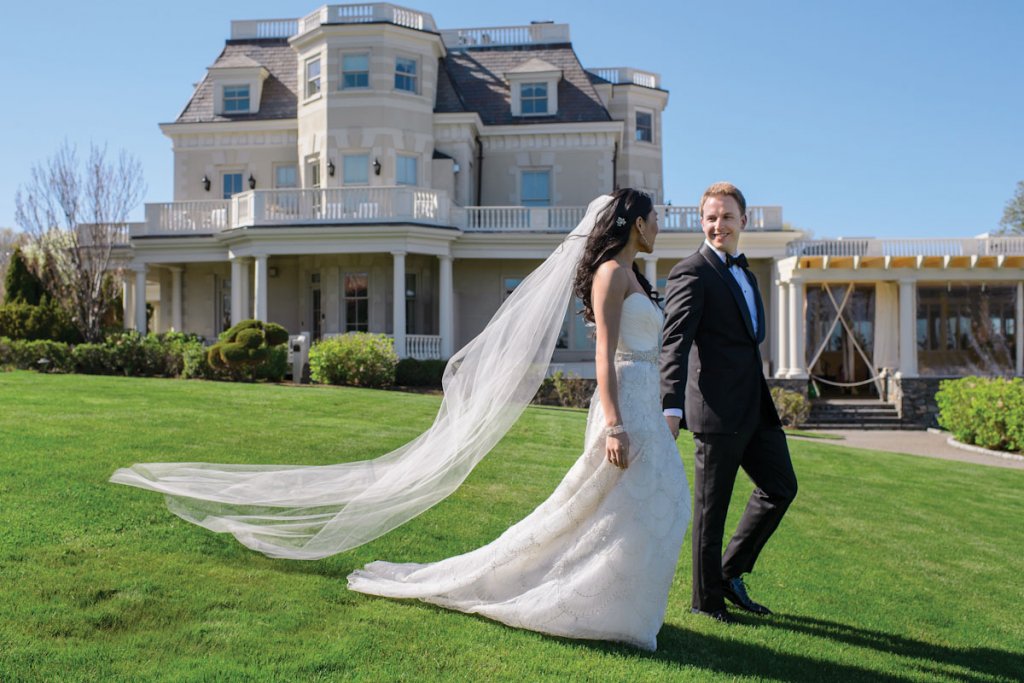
110 195 612 560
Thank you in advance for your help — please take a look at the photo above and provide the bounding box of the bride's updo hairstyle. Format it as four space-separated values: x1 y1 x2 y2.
573 188 658 323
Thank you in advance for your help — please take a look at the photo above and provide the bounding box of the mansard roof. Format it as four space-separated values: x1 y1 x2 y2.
438 45 611 125
177 39 297 123
175 40 609 126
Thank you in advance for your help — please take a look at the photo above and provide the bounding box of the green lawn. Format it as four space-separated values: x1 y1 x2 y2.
1 371 1022 682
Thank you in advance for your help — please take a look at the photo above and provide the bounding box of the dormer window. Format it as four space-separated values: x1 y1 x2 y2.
521 83 548 115
223 85 250 113
505 58 561 117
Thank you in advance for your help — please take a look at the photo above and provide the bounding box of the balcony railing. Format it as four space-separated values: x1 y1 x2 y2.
586 67 661 89
441 23 570 49
138 200 231 236
136 190 786 236
231 4 439 40
787 237 1024 258
229 187 448 227
405 334 442 360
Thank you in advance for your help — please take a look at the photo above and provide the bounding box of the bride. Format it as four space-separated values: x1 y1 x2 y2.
111 189 690 651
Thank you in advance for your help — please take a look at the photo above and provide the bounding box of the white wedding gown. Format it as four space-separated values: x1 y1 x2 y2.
348 293 691 651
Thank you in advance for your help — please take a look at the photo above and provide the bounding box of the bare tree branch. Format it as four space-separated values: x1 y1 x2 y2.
14 141 145 342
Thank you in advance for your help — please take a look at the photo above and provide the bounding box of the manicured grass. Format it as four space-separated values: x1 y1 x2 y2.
1 371 1022 682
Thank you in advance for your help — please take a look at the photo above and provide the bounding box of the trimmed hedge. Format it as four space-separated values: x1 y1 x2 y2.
395 358 448 388
0 337 74 372
936 377 1024 453
206 319 289 381
0 300 82 344
309 333 397 388
770 387 810 428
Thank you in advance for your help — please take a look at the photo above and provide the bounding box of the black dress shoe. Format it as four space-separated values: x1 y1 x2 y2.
690 607 736 624
723 576 773 615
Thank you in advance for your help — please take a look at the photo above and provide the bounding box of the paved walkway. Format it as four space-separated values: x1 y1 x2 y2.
789 429 1024 470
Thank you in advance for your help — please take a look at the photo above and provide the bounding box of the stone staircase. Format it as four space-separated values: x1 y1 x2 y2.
802 399 907 430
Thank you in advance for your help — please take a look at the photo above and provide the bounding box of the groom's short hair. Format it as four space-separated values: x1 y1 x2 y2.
700 182 747 217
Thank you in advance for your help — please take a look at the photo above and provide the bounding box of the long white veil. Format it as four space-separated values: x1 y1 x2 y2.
110 195 612 560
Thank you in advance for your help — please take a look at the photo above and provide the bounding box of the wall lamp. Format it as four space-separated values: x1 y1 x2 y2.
327 159 335 177
248 173 256 190
373 158 381 176
201 175 211 192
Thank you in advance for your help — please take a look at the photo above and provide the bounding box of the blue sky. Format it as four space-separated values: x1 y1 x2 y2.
1 0 1020 238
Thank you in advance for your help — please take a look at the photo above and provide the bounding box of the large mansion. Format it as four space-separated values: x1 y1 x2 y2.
115 3 1024 425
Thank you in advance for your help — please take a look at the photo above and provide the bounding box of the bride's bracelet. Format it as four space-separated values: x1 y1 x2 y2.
604 424 626 437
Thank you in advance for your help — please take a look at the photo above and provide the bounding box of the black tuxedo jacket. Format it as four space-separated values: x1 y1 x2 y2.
660 243 780 434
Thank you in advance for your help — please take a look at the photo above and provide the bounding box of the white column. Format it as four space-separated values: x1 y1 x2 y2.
230 258 243 325
775 280 790 377
1016 281 1023 376
788 280 806 378
254 255 268 321
239 257 251 321
643 256 658 290
392 251 407 357
134 267 148 334
169 266 183 332
439 254 454 358
122 272 134 330
898 278 918 377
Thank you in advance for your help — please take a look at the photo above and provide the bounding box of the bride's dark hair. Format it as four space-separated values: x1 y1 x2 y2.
573 188 658 323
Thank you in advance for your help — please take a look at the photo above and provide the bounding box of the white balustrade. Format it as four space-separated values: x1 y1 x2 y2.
464 206 531 231
141 201 231 235
405 334 443 360
230 18 299 40
441 23 570 48
788 237 1024 259
586 67 660 88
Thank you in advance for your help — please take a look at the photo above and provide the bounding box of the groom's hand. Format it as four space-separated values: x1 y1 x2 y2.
664 415 681 439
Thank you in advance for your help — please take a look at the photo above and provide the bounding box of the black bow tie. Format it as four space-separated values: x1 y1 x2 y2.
726 253 749 269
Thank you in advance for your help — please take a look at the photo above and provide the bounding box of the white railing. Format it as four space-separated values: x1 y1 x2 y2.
441 23 570 49
230 187 449 227
788 238 1024 258
586 67 661 89
139 201 231 236
405 334 442 359
230 18 300 40
139 196 788 235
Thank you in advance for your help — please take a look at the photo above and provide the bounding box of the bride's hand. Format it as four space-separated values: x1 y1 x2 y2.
606 433 629 469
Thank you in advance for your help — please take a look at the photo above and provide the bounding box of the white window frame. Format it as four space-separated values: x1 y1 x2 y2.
222 84 250 113
396 154 418 186
221 171 244 199
305 56 322 99
520 169 551 207
635 109 654 143
340 52 370 90
520 82 548 115
394 56 418 94
343 154 370 185
273 163 298 189
343 272 370 332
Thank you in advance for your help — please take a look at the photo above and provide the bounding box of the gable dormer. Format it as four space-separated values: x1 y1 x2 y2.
505 58 562 117
207 54 270 116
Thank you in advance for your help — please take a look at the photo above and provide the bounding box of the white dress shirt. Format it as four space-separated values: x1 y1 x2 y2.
663 240 758 420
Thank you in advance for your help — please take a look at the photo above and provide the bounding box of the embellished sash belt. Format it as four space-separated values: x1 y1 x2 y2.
615 349 660 363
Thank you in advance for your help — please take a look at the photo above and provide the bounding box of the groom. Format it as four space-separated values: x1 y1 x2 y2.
660 182 798 624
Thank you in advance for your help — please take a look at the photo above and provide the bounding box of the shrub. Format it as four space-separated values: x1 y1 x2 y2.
937 377 1024 453
533 372 595 408
0 299 81 343
206 319 289 381
309 333 397 388
395 358 448 387
70 331 203 377
770 387 810 428
0 337 73 372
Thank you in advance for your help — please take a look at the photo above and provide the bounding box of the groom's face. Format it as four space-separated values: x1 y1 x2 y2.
701 195 746 255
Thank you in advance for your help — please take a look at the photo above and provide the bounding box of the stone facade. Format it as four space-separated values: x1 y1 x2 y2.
891 375 952 429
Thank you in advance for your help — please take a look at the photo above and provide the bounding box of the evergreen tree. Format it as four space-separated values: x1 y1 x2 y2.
3 248 44 305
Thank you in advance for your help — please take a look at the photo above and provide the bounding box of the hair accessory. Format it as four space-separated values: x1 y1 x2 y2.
615 217 626 226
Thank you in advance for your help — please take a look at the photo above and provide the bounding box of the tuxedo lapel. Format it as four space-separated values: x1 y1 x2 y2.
699 243 757 342
747 269 766 345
